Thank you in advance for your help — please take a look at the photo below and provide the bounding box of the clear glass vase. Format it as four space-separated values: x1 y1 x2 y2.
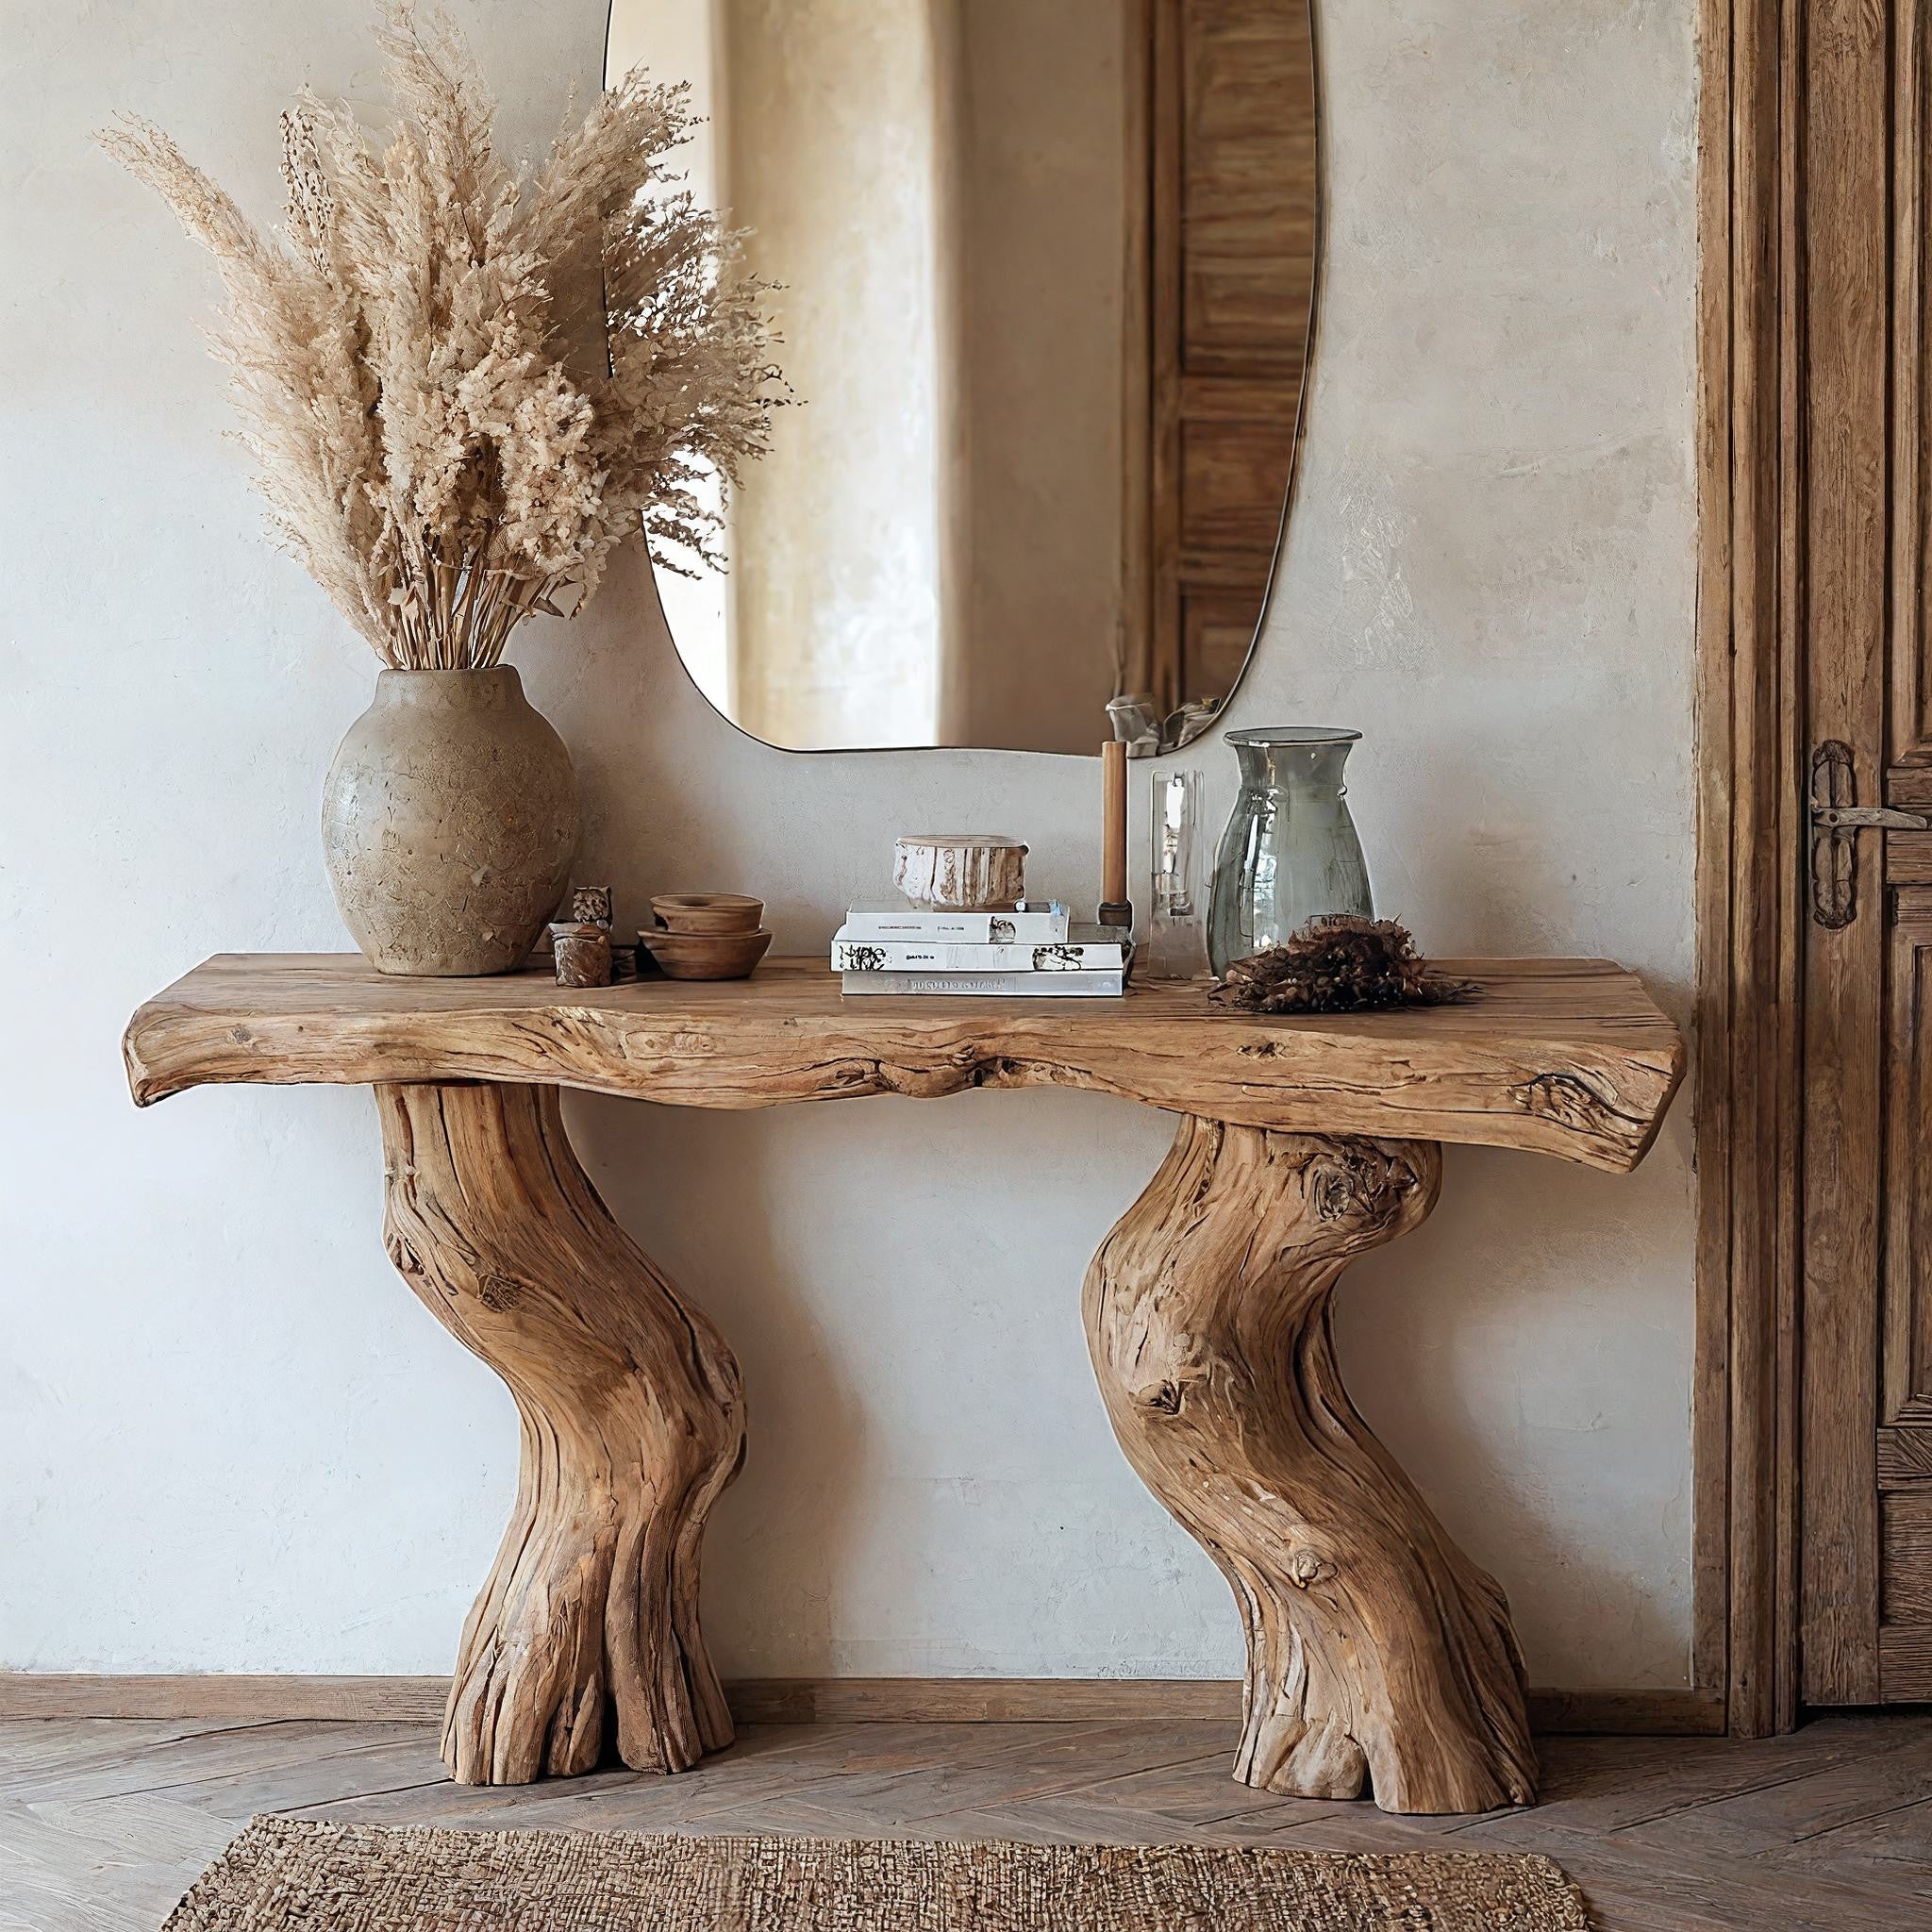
1208 727 1374 977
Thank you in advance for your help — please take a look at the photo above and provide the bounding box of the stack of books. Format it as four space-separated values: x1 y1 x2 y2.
832 902 1129 997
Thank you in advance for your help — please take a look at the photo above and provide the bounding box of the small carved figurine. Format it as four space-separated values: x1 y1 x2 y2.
549 921 613 989
571 886 614 930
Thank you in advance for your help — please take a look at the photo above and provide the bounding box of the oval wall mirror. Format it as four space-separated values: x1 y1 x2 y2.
605 1 1319 757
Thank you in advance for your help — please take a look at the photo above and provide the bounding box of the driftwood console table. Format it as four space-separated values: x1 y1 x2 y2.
125 954 1681 1815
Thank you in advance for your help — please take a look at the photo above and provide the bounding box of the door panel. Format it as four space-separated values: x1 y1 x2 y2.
1141 0 1315 715
1802 0 1932 1707
1798 0 1892 1707
1181 589 1265 705
1885 891 1932 1426
1891 0 1932 769
1880 1491 1932 1619
1877 891 1932 1685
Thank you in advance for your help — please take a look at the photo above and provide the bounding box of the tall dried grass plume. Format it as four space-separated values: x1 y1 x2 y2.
99 2 784 670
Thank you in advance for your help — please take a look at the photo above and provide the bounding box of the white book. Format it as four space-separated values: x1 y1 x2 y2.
841 967 1125 998
837 901 1070 942
833 930 1127 974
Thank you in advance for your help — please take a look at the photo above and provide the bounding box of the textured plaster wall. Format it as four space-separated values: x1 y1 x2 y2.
0 0 1700 1688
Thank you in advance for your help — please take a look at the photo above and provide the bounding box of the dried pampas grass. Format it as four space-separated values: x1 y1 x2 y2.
100 1 783 670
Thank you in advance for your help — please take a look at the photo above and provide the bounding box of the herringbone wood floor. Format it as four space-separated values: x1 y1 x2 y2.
4 1713 1929 1931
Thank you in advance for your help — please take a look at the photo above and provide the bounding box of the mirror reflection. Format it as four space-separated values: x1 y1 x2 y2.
607 1 1318 756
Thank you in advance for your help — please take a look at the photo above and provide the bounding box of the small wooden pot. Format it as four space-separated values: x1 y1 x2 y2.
650 893 764 936
639 926 773 981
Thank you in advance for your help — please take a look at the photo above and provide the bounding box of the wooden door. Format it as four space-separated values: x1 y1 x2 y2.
1128 0 1316 717
1799 0 1932 1705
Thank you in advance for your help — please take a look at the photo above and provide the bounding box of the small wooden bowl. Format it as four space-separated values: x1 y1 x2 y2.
639 926 773 980
650 892 764 936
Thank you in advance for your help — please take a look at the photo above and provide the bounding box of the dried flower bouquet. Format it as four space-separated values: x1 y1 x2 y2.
100 1 782 671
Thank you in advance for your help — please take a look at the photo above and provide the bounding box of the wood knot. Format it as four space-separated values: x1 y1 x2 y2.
1287 1548 1335 1589
1514 1071 1614 1128
1307 1147 1417 1225
1141 1380 1184 1416
477 1274 524 1311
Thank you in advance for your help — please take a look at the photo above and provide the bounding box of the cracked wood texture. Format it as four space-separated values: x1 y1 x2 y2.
125 954 1682 1172
377 1081 743 1785
1087 1120 1537 1814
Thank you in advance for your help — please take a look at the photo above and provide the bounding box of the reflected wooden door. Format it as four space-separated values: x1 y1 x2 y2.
1799 0 1932 1705
1126 0 1316 718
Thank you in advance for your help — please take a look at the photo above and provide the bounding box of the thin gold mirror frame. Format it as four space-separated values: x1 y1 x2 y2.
604 0 1321 758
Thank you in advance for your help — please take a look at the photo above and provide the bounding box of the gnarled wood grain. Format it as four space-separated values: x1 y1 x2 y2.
125 950 1684 1808
376 1081 743 1785
1085 1117 1537 1814
125 954 1683 1173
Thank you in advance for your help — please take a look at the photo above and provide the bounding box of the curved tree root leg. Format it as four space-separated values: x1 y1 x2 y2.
376 1081 744 1786
1084 1116 1537 1815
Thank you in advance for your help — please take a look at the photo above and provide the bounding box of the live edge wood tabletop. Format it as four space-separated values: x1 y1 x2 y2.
124 954 1683 1817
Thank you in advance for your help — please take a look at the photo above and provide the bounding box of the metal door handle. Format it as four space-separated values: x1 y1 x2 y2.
1810 805 1932 832
1808 741 1929 927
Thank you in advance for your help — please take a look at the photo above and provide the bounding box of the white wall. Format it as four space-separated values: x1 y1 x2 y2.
608 1 733 721
0 0 1698 1690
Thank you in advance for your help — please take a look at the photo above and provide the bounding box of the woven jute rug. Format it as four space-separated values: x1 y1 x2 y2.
162 1818 1591 1930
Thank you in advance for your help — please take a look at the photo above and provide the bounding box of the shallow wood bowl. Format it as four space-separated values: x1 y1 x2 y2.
650 892 765 935
639 926 773 980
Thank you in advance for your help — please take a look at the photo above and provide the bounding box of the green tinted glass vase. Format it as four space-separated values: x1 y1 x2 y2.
1208 726 1374 977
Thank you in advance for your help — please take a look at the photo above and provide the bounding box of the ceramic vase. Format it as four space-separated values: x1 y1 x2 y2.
322 667 579 976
